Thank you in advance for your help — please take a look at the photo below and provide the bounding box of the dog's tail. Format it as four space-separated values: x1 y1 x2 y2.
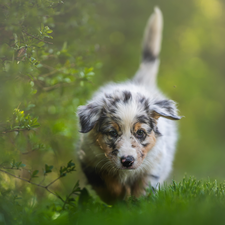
133 7 163 88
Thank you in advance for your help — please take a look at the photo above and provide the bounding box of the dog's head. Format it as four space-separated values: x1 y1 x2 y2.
78 89 181 170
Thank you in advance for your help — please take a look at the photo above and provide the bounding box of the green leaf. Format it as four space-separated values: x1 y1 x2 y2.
31 124 40 128
67 160 75 168
31 170 39 178
15 161 22 169
68 197 75 202
37 42 45 47
78 188 90 206
44 35 53 39
19 164 26 168
44 164 53 175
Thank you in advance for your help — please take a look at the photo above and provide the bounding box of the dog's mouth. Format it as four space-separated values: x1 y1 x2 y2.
119 162 139 170
120 166 136 170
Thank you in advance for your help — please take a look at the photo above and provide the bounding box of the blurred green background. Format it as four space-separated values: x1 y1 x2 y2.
0 0 225 220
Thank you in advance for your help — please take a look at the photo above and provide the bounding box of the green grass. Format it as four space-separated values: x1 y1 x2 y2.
1 176 225 225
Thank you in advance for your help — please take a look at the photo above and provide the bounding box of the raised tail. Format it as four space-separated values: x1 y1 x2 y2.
133 7 163 88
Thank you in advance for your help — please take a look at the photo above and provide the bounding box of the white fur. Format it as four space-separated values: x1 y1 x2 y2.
77 7 180 194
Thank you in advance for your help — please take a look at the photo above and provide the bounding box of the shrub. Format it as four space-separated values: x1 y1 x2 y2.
0 0 100 222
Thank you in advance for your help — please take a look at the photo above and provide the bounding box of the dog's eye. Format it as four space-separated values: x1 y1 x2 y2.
108 130 118 138
136 130 145 139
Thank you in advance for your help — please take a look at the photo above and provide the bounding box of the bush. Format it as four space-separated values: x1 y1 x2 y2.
0 0 100 222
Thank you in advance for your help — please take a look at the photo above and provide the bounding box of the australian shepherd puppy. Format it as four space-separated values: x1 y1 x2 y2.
77 7 181 204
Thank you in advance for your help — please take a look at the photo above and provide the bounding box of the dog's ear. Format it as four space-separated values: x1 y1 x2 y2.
151 100 181 120
77 102 102 133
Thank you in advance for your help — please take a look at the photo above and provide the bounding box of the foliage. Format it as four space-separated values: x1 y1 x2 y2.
1 177 225 224
0 0 100 222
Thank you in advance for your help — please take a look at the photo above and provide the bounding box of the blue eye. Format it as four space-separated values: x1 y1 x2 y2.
108 130 118 138
136 130 145 139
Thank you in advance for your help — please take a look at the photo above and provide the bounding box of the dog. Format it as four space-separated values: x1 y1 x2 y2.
77 7 181 204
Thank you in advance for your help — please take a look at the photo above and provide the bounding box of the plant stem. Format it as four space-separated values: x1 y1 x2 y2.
0 169 65 203
22 30 53 44
1 128 30 134
45 176 62 188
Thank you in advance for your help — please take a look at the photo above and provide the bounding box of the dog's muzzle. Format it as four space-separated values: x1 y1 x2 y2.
121 155 134 168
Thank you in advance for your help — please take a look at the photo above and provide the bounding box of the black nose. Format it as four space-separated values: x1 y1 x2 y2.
121 155 134 168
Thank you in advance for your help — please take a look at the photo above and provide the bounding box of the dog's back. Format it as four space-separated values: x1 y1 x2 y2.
77 7 181 204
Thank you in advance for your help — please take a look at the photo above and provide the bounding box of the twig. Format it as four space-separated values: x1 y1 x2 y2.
1 128 30 135
62 182 80 210
62 188 75 210
22 148 38 155
41 64 55 70
38 175 46 185
22 30 53 45
42 83 74 92
41 70 58 77
1 167 21 170
0 169 65 203
45 176 62 188
0 169 45 187
40 80 93 92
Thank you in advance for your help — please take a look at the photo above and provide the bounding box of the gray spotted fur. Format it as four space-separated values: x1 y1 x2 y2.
77 7 181 195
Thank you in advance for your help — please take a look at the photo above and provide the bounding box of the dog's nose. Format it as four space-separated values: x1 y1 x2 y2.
121 155 134 168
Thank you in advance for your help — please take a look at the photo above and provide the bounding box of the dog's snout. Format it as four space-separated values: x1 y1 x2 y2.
121 155 134 168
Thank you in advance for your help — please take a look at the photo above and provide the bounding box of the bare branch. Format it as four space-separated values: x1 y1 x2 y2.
41 70 58 77
45 176 62 188
0 169 45 187
0 169 65 203
22 148 38 155
42 83 74 92
38 176 46 185
1 128 30 135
